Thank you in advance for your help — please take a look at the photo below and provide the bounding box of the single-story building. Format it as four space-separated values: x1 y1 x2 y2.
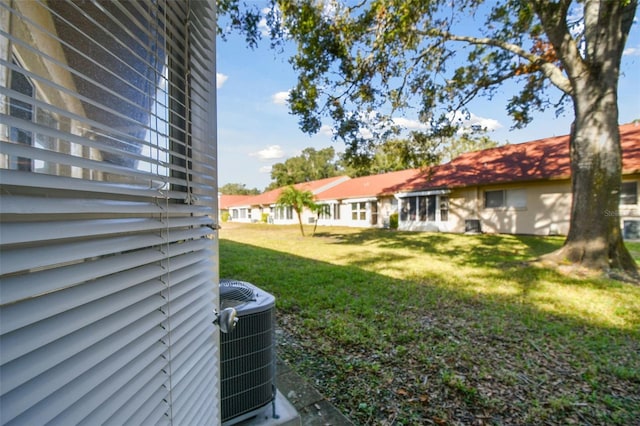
313 168 422 228
222 176 350 224
222 122 639 238
395 122 639 237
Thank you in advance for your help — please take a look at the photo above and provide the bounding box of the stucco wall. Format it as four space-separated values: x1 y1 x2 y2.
448 178 639 237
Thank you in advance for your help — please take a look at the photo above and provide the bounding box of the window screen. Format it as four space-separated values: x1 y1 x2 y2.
484 190 505 208
485 189 526 209
0 1 219 424
621 182 637 205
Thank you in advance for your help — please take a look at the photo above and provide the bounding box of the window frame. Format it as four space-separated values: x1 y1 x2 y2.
484 189 527 209
351 201 367 221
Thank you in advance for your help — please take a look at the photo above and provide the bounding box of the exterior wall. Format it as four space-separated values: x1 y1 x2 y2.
477 181 573 235
447 182 574 236
229 206 253 223
447 187 480 233
620 176 640 240
440 178 640 237
379 196 398 228
445 181 573 236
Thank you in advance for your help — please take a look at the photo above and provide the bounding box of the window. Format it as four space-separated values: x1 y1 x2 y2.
318 204 331 219
333 203 341 220
1 2 219 424
351 202 367 221
427 195 436 221
231 208 249 219
275 206 293 220
8 61 34 171
418 197 427 221
484 190 505 208
440 196 449 222
370 201 378 225
484 189 526 208
621 182 638 205
400 195 439 222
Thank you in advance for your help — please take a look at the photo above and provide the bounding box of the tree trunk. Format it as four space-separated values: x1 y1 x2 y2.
546 78 638 279
296 210 305 236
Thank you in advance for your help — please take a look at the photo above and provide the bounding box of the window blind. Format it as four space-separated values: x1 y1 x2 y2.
0 1 219 425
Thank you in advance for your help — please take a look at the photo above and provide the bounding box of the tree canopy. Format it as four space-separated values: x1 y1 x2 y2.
268 147 340 190
219 0 639 278
219 182 261 195
277 185 317 236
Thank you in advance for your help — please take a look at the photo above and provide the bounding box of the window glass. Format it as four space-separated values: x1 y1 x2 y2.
3 2 171 187
9 64 34 171
400 199 409 221
370 201 378 225
440 196 449 221
506 189 527 208
427 195 436 221
418 197 427 221
351 202 367 221
485 189 526 208
485 190 504 208
621 182 638 205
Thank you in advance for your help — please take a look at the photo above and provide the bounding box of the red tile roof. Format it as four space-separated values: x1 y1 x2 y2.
315 168 423 201
398 121 640 193
219 194 254 209
224 175 350 207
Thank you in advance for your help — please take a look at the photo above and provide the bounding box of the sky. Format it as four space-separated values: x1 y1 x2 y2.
216 5 640 192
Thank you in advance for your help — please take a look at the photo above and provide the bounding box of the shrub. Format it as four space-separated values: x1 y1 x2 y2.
389 212 398 229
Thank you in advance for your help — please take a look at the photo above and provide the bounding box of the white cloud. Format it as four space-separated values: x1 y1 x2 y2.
623 46 640 56
448 111 503 132
319 124 334 136
392 117 428 130
272 91 290 105
258 7 279 37
358 128 374 139
250 145 285 161
216 73 228 89
259 165 272 174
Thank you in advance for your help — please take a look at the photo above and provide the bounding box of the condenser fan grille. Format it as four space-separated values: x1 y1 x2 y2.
220 279 255 308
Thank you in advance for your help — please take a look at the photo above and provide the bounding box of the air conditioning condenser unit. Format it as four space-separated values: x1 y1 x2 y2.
219 279 277 425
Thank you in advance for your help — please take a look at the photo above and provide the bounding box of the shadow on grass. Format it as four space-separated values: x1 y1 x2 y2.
316 228 565 266
220 238 640 426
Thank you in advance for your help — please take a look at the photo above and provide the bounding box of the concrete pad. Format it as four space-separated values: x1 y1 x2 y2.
234 391 301 426
275 357 354 426
298 399 354 426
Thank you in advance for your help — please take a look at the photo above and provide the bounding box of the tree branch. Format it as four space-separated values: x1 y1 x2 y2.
421 30 573 96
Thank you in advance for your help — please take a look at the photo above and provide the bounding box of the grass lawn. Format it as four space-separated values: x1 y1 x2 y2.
219 223 640 425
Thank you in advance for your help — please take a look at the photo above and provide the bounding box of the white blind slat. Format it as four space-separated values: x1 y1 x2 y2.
1 215 213 245
0 239 210 305
0 228 212 275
